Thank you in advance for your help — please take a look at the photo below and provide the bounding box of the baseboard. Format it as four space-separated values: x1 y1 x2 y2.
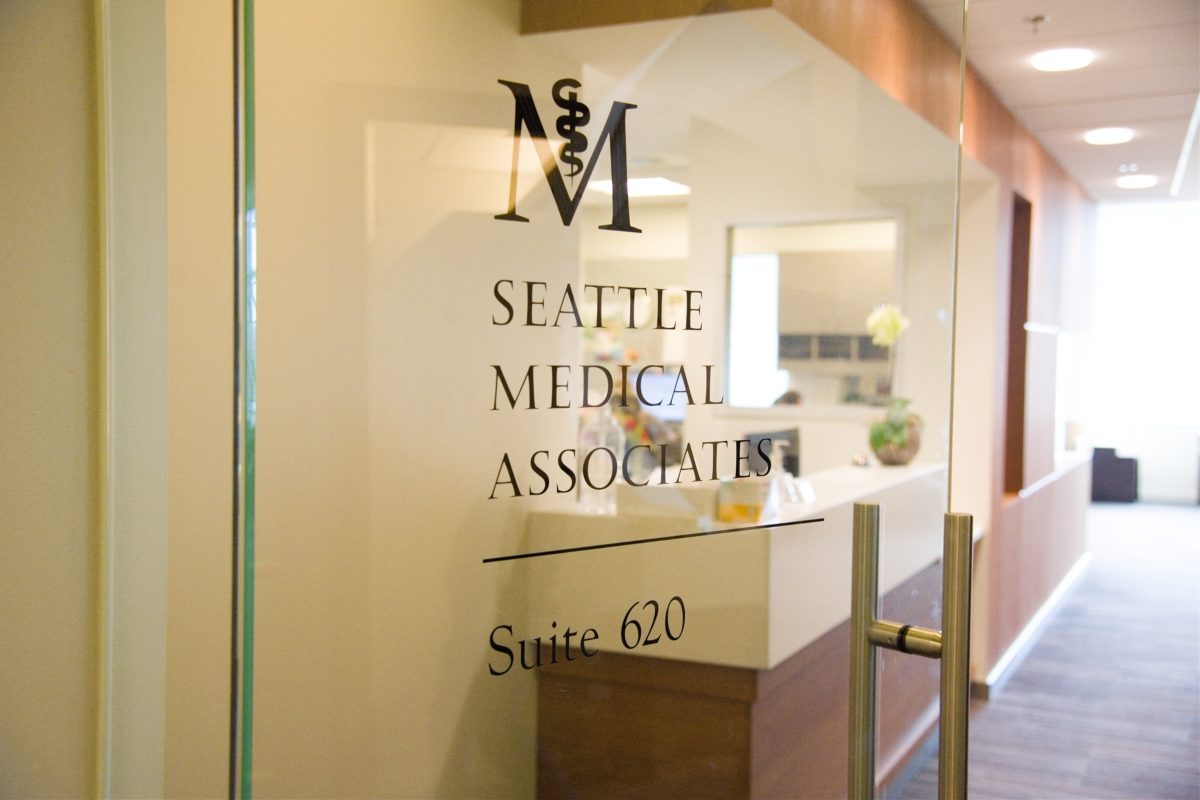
973 552 1093 700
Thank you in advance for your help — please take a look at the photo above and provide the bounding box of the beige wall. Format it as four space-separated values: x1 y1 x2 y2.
0 2 99 797
163 0 235 796
1 3 234 796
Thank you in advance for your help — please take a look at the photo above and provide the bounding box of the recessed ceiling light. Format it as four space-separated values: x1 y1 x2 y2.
591 177 691 198
1116 174 1158 190
1085 127 1134 145
1031 48 1095 72
1118 163 1138 173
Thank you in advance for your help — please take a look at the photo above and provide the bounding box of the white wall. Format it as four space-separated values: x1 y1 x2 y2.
949 178 1001 524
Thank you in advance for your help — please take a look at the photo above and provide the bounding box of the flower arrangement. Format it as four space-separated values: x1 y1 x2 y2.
864 304 921 464
865 303 909 347
865 303 908 400
869 397 922 465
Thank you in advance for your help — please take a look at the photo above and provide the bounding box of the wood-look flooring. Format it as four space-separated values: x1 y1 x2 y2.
893 502 1200 800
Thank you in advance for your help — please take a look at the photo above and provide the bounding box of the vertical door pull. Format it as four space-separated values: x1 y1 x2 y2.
848 503 972 800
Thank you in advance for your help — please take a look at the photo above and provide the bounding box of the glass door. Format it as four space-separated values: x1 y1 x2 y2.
239 2 967 796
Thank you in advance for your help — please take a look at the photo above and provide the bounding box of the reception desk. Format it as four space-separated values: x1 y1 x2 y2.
524 463 953 798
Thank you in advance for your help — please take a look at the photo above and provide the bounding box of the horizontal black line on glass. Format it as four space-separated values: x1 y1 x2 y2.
482 517 824 564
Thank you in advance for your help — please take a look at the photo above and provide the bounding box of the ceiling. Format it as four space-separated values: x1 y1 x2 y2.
914 0 1200 203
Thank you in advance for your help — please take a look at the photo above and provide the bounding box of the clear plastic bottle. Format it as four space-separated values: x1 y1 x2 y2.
769 440 801 514
576 404 626 515
773 439 816 505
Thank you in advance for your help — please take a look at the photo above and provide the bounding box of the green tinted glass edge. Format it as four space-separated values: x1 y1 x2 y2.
237 0 256 795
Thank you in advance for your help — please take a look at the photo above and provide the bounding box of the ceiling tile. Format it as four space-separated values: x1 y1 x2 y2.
915 0 1199 203
1017 92 1198 130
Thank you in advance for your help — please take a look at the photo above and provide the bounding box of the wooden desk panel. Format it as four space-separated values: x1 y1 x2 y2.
537 560 942 799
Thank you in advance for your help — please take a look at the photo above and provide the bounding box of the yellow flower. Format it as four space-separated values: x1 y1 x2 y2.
865 304 909 347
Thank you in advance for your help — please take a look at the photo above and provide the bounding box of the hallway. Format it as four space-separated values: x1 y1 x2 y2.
897 502 1200 799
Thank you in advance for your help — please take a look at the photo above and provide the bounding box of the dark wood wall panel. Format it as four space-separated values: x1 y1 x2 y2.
522 0 770 33
771 0 963 137
1006 196 1032 493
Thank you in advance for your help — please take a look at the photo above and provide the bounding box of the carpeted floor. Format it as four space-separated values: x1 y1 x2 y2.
894 502 1200 799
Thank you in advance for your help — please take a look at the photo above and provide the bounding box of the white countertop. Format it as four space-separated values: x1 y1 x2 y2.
518 461 951 670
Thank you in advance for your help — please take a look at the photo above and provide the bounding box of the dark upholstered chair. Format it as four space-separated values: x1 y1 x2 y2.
1091 447 1138 503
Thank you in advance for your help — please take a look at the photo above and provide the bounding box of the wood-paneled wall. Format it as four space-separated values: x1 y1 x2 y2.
522 0 769 33
522 0 1096 687
985 458 1092 671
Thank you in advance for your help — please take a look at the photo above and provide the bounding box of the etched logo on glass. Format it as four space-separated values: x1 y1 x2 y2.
495 78 640 233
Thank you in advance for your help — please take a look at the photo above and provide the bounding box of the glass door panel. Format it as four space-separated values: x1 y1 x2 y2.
246 2 965 796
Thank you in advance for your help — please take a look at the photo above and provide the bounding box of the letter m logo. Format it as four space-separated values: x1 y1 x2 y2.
495 79 640 233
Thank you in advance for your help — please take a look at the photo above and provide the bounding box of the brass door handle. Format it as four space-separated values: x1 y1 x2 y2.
848 503 973 799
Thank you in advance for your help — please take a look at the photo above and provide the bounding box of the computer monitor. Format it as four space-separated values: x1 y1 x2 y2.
746 428 800 477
